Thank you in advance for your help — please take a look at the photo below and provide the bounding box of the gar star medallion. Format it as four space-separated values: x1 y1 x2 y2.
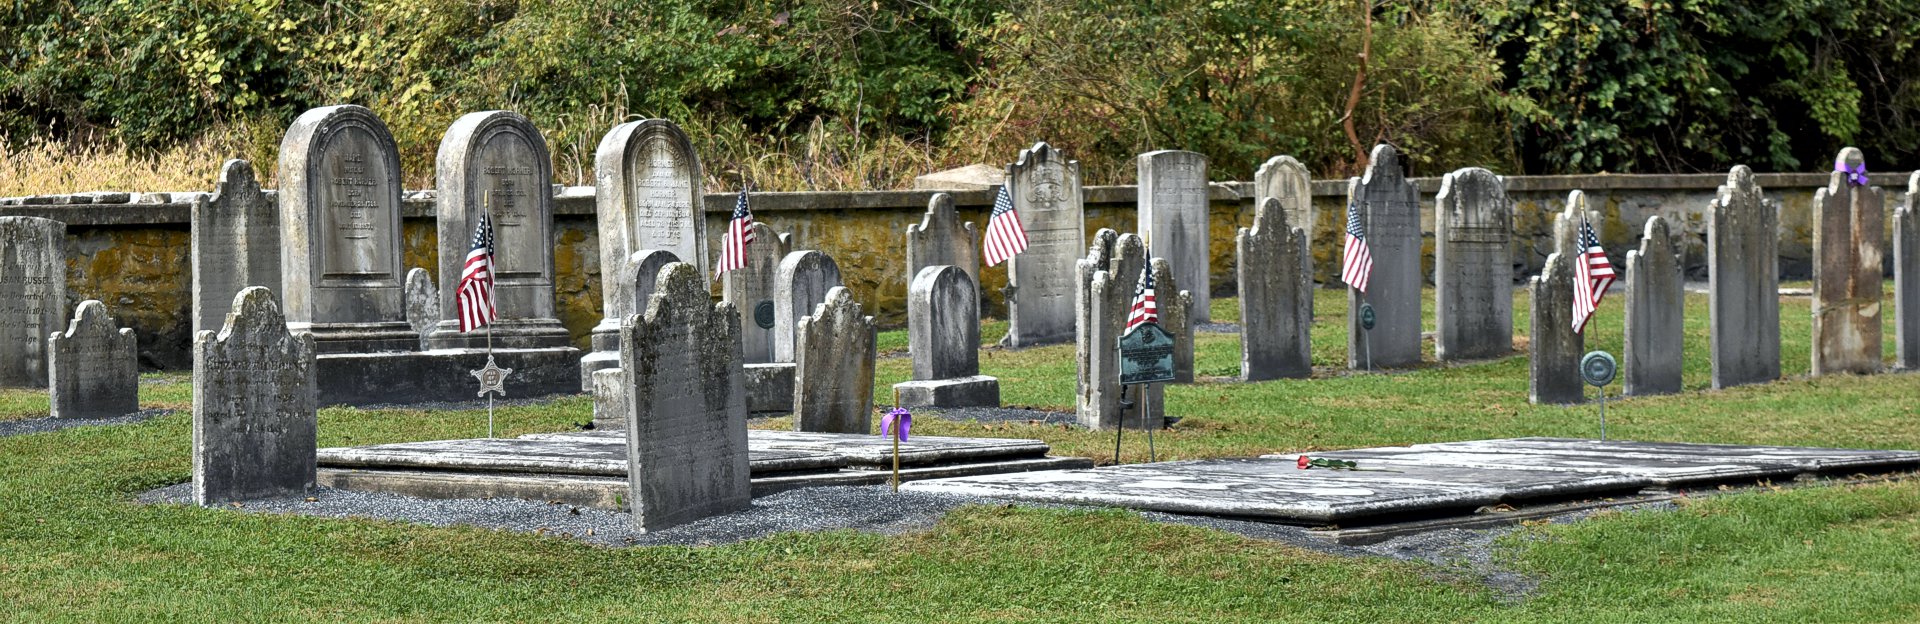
471 355 513 398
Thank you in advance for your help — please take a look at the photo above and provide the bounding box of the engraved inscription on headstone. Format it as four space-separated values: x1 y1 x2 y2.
49 300 138 419
588 119 706 382
1434 168 1513 361
0 216 66 388
430 110 571 349
1708 166 1780 388
895 265 1000 408
1138 149 1212 323
1347 145 1422 369
191 159 280 337
794 287 876 434
1005 142 1086 347
193 287 318 505
1811 147 1884 376
1236 197 1312 381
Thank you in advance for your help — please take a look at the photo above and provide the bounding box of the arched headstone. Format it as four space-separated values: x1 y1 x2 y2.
774 250 843 362
1434 168 1513 361
584 119 705 386
428 110 570 349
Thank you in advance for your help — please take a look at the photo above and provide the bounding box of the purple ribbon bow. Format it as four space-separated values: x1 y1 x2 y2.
881 408 911 442
1837 157 1869 187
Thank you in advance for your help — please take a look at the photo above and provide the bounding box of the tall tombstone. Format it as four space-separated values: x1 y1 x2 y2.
1152 256 1197 383
192 287 318 506
1811 147 1884 376
276 105 417 353
906 193 980 294
1075 228 1120 420
1898 173 1920 370
1137 150 1211 323
1708 166 1780 388
0 216 66 388
1433 168 1513 361
1236 197 1312 381
428 110 570 349
793 287 876 433
620 262 748 531
1623 217 1683 396
1254 155 1314 246
1004 142 1085 347
1347 145 1422 369
721 222 792 364
403 268 437 350
774 250 843 362
1530 252 1583 404
584 119 705 386
896 266 1000 407
1075 231 1164 430
48 300 138 419
191 159 279 337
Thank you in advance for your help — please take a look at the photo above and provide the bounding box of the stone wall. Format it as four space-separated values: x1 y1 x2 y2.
1 171 1899 369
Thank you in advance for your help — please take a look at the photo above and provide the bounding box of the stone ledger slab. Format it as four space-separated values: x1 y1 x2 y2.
314 347 580 407
513 429 1053 467
317 437 846 476
1417 438 1920 473
1311 448 1801 487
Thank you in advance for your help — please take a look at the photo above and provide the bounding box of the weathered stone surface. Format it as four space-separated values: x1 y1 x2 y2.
1237 197 1313 381
591 367 624 429
895 375 1000 408
1004 142 1085 347
905 193 980 295
48 300 138 419
190 159 279 337
1347 145 1422 369
1075 231 1164 429
899 265 1000 407
1434 168 1513 361
0 216 66 388
318 436 847 477
794 287 876 434
428 110 571 350
192 287 318 505
315 347 580 407
912 163 1005 190
1314 447 1800 488
1529 252 1584 404
774 250 843 362
1414 437 1920 474
744 362 795 413
618 262 749 532
1254 155 1314 245
582 249 681 389
1151 255 1196 383
1138 150 1211 323
1623 216 1683 395
277 105 418 353
588 119 705 385
1709 166 1781 388
1811 147 1884 375
403 267 437 350
721 222 792 364
747 429 1051 466
1899 174 1920 370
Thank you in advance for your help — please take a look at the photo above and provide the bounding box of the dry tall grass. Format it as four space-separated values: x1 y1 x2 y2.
0 135 265 198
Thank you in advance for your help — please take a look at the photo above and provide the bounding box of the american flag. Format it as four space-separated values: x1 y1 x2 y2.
1126 248 1158 333
715 187 755 276
1340 199 1373 293
456 213 497 332
1572 218 1615 334
982 183 1028 267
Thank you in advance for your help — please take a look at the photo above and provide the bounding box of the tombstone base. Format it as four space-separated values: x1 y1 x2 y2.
293 322 422 355
579 323 621 391
315 346 581 407
591 368 624 429
895 376 1001 408
746 363 795 414
424 319 574 351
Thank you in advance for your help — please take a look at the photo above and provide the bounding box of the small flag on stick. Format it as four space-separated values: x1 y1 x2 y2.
1126 249 1158 334
716 187 755 276
1340 200 1374 293
1572 218 1615 334
983 183 1029 267
456 214 497 332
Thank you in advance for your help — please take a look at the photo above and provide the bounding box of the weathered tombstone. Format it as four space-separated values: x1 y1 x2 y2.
793 287 876 433
906 193 980 294
1529 253 1584 404
1623 217 1683 396
1151 256 1197 383
1004 142 1085 347
1708 166 1780 388
590 250 683 428
1137 150 1211 323
584 119 706 387
0 216 66 388
48 300 137 419
1434 168 1513 361
1254 155 1314 246
1811 147 1884 376
1075 231 1164 429
192 287 318 505
1552 190 1594 259
428 110 571 350
1347 145 1422 369
619 262 749 531
895 266 1000 407
1898 173 1920 370
276 105 418 353
191 159 279 337
1236 197 1312 380
722 222 793 364
403 268 437 350
774 250 843 362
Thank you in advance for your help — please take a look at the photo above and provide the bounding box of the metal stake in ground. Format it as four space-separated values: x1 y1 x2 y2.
1360 302 1376 372
1581 350 1618 440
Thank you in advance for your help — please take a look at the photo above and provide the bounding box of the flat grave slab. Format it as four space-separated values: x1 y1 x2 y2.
1157 457 1647 501
1298 448 1803 487
318 437 845 477
527 429 1051 468
1415 437 1920 473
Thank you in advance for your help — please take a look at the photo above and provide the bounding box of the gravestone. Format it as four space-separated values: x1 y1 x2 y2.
619 262 749 531
428 110 571 350
1898 173 1920 370
192 287 318 505
276 105 418 353
1434 168 1513 361
896 266 1000 407
905 193 980 295
1529 253 1584 404
403 268 437 350
585 119 706 388
1236 197 1312 381
1254 155 1314 246
48 300 138 419
1151 256 1197 383
0 216 66 388
1552 190 1595 259
722 222 793 364
1075 231 1165 430
1137 150 1211 323
191 159 279 336
1623 217 1683 396
1004 142 1086 347
1811 147 1884 376
590 250 683 428
774 250 843 362
1347 145 1422 369
793 287 876 433
1708 166 1780 388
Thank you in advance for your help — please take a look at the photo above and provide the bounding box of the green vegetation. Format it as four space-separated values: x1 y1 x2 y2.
3 286 1919 620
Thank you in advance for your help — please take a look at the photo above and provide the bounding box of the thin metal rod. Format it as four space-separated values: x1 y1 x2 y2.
1144 384 1156 462
892 434 901 492
1113 386 1126 465
486 323 495 439
1598 388 1607 441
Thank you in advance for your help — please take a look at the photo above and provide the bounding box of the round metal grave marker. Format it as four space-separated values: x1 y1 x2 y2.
753 300 776 329
1581 351 1617 387
1359 303 1376 330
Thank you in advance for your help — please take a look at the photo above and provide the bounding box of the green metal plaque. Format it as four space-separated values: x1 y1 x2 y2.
1118 322 1176 385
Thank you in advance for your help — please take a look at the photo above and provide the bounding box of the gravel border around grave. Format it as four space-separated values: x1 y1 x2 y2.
343 393 586 412
0 409 174 438
920 406 1078 426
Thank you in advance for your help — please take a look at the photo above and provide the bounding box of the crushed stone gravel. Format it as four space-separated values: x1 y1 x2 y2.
0 409 174 438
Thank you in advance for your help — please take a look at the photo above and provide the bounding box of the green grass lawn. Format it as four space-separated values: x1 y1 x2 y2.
2 285 1918 621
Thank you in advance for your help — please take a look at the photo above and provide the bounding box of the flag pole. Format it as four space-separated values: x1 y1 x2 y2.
1143 384 1156 462
484 190 495 439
